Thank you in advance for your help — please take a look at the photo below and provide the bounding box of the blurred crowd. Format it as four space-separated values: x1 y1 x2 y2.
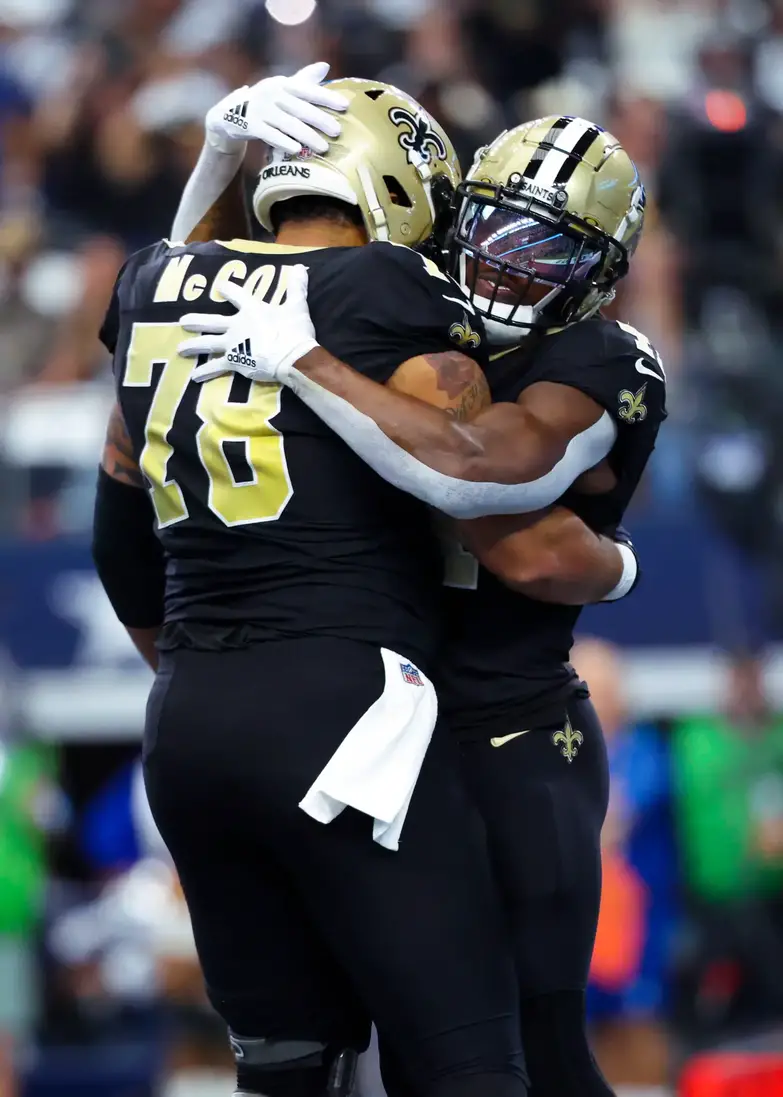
4 0 783 569
0 0 779 387
6 0 783 1094
3 0 783 537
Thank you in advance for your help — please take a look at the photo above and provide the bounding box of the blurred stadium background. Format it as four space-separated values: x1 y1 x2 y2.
3 0 783 1094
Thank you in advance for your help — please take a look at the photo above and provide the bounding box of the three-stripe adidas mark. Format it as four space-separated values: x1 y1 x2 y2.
523 116 603 188
224 100 249 130
226 338 256 370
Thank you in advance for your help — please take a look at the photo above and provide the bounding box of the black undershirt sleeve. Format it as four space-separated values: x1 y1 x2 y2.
92 468 165 628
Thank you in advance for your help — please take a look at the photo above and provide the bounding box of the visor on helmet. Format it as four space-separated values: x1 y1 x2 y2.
455 198 604 325
461 201 602 284
451 180 627 332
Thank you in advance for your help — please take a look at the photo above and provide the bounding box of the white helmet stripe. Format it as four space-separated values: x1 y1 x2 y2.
533 117 596 187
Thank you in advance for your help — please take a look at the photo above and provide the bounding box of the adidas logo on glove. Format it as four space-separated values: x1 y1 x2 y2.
226 339 257 369
223 101 249 129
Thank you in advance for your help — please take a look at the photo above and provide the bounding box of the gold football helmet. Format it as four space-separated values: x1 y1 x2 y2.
450 116 647 339
253 79 461 257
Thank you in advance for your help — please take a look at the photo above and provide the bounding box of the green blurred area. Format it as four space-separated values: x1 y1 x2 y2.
673 716 783 901
0 741 55 937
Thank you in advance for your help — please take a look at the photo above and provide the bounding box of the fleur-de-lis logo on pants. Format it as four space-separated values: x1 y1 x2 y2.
552 716 583 763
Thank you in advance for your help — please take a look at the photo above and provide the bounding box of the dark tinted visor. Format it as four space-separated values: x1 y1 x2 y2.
458 199 602 285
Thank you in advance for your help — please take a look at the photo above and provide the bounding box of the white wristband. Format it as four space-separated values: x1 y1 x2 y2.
602 542 639 602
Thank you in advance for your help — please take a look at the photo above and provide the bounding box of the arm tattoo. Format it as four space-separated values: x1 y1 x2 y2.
102 403 145 488
426 350 481 398
422 351 491 421
449 380 487 422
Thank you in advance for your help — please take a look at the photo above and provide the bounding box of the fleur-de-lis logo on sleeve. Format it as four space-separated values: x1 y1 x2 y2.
618 384 648 424
449 318 481 349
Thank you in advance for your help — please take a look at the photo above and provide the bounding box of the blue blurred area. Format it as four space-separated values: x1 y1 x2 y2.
0 517 768 670
79 762 141 872
587 723 679 1021
0 540 97 669
24 1041 163 1097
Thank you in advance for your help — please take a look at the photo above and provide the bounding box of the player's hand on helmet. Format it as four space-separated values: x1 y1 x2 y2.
179 266 320 384
205 62 348 156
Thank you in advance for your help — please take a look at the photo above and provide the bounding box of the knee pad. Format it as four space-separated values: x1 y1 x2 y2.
230 1033 358 1097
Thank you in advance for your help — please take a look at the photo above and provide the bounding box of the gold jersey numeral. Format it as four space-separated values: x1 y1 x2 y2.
123 321 292 528
195 372 291 526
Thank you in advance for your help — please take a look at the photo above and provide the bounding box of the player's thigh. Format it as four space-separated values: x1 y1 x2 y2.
142 647 370 1047
281 725 525 1089
142 638 390 837
144 642 524 1088
175 834 368 1046
458 696 609 996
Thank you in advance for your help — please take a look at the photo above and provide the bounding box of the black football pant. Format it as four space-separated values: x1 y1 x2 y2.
142 639 527 1097
381 693 614 1097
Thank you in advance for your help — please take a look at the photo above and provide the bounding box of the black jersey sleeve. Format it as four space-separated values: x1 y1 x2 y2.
99 269 124 355
99 240 178 355
520 318 668 430
309 241 489 383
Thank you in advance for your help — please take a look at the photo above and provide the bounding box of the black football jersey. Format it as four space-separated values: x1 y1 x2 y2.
438 316 667 734
101 238 488 671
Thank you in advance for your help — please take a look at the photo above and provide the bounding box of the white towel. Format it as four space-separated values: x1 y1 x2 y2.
299 648 437 851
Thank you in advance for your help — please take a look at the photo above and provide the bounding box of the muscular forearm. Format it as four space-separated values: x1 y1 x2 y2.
294 349 544 482
458 509 626 605
288 349 617 518
512 533 623 604
172 142 250 244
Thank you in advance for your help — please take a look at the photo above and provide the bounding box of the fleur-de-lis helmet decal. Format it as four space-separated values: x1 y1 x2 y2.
388 106 448 166
252 80 461 258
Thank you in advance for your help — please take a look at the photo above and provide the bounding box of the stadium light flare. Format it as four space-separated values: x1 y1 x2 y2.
704 89 748 132
265 0 318 26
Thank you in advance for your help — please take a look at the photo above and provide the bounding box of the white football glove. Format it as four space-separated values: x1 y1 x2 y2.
179 266 319 385
205 62 348 156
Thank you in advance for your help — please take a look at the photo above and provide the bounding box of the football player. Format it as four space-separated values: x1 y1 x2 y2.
93 79 543 1097
181 83 664 1097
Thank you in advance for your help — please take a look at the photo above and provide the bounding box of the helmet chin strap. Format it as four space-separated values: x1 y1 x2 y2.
474 285 612 345
479 308 530 345
457 250 619 346
469 287 564 345
356 163 389 240
458 250 561 345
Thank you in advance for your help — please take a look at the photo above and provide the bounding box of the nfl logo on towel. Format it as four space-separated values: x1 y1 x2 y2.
400 663 423 686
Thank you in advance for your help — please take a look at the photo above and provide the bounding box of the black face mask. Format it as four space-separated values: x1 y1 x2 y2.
456 199 604 296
